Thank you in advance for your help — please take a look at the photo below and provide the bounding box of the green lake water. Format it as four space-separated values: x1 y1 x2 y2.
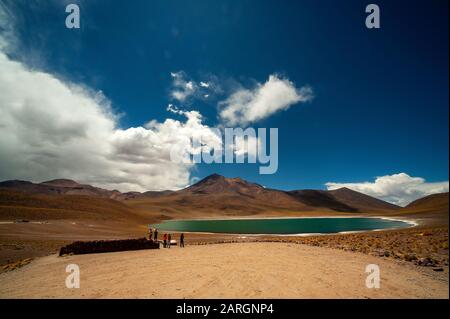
154 217 411 235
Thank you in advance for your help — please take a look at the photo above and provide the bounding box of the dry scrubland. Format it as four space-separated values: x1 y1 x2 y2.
244 227 448 268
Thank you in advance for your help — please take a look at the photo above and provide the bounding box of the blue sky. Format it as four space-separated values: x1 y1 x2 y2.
0 0 448 204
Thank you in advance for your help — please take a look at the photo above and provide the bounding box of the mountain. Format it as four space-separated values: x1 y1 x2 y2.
180 174 399 212
402 192 449 214
0 188 148 223
0 179 131 200
124 174 404 216
326 187 400 212
142 190 175 197
182 174 264 195
3 174 442 218
180 174 293 204
286 190 358 212
288 187 407 214
41 179 83 188
134 174 311 216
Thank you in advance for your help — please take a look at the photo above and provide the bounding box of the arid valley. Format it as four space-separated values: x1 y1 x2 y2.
0 174 448 298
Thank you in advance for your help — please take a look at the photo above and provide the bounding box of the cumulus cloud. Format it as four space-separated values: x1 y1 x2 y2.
0 5 309 191
326 173 449 206
0 5 232 192
0 49 226 191
219 75 313 126
0 41 278 192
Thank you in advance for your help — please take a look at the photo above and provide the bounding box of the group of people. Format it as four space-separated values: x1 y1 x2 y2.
148 226 185 248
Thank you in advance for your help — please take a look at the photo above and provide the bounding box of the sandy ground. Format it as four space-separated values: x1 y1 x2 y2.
0 242 447 299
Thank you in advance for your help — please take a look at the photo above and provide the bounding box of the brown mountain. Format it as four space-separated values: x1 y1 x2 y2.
326 187 400 212
127 174 310 216
3 174 440 219
402 192 449 214
182 174 264 195
124 174 404 217
180 174 296 205
0 188 148 223
0 179 131 200
286 190 359 212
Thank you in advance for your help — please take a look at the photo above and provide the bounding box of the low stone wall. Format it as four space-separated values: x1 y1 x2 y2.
59 238 159 256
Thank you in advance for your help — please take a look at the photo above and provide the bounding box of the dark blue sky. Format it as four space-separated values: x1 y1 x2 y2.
6 0 448 190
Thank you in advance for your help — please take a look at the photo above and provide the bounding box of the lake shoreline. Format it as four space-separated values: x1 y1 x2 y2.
0 211 447 272
153 216 416 236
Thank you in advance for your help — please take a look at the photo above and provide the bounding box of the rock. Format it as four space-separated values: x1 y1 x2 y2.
373 249 390 257
416 257 437 267
394 253 403 259
403 254 418 262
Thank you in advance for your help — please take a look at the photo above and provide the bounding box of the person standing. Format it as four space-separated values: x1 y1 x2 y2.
168 233 172 249
148 226 153 241
163 233 167 248
154 228 158 242
180 233 184 248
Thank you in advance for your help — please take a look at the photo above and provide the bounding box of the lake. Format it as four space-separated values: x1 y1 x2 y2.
154 217 412 235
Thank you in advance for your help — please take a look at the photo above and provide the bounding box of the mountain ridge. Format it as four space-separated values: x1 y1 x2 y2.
0 174 426 214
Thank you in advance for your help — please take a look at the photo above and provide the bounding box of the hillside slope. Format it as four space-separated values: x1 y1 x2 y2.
402 192 449 214
0 189 148 223
327 187 400 212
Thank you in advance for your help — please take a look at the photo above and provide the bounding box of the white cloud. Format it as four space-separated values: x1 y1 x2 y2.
0 16 267 193
169 72 220 103
326 173 449 206
0 6 308 192
219 75 313 126
0 48 224 192
169 71 197 102
185 81 194 90
166 103 182 114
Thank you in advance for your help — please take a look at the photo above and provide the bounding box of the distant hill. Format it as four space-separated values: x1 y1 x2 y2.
2 175 446 220
0 189 148 223
0 179 134 201
326 187 400 212
286 190 359 212
402 192 449 214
